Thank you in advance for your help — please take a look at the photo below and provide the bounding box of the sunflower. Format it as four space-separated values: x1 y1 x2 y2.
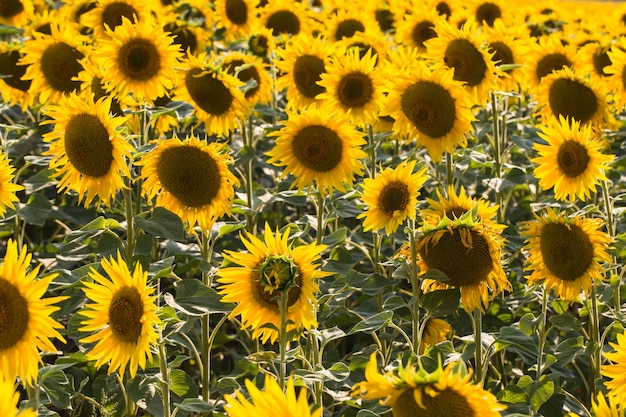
419 318 451 355
79 252 160 378
323 6 382 42
213 0 258 41
384 62 475 162
0 239 66 386
316 48 385 126
592 392 626 417
394 5 445 51
357 160 427 235
74 54 128 116
424 18 500 105
221 50 273 107
162 17 208 56
274 34 336 110
420 185 504 232
42 93 133 207
532 115 614 203
266 108 366 196
520 34 578 90
91 16 182 105
577 35 614 92
259 1 312 38
602 331 626 404
605 38 626 111
217 223 330 344
535 67 609 129
417 215 509 313
520 208 610 301
19 23 88 104
138 133 239 231
0 0 34 27
0 152 23 217
0 377 36 417
467 0 511 27
0 42 32 110
246 25 277 60
334 31 390 65
351 352 506 417
80 0 150 40
225 377 320 417
174 52 248 136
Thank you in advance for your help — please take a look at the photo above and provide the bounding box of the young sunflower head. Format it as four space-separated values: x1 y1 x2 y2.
0 376 36 417
384 62 475 162
0 239 66 386
417 215 509 313
42 93 133 207
217 223 330 344
266 108 367 196
351 352 506 416
79 252 161 378
520 208 610 301
357 160 428 235
138 133 239 231
532 115 614 203
92 16 182 105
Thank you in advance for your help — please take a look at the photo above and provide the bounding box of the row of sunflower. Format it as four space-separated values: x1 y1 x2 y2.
2 0 626 416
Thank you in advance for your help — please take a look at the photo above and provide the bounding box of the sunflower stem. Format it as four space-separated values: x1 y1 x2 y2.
368 123 377 180
158 335 171 417
116 373 136 416
590 278 602 394
536 288 548 381
445 151 454 191
316 192 325 246
490 92 505 224
278 288 289 392
473 309 484 385
408 218 421 355
199 230 213 403
123 186 135 267
242 116 256 235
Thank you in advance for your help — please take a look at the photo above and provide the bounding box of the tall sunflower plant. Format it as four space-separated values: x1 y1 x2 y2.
1 0 626 416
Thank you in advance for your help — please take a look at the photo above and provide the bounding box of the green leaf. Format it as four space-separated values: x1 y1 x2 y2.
39 364 73 409
174 398 214 413
420 288 460 317
322 362 350 382
215 221 246 239
18 192 52 226
497 385 528 404
422 268 450 282
548 313 582 332
315 327 346 350
322 227 347 247
217 377 240 396
554 336 585 363
170 369 198 399
134 207 185 241
495 326 537 355
347 311 393 335
164 279 233 315
518 313 542 335
529 377 555 413
127 375 163 416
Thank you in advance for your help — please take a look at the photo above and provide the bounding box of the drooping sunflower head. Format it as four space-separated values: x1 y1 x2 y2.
79 252 160 378
424 18 500 105
352 352 506 416
213 0 258 41
217 223 330 344
174 52 249 136
384 62 475 162
357 159 428 235
138 133 239 231
316 47 385 126
535 67 609 129
79 0 149 40
92 16 182 105
259 1 311 38
221 50 273 106
266 108 367 196
520 208 611 301
417 216 509 313
275 34 336 110
0 239 66 386
19 22 88 104
42 93 133 207
532 115 614 203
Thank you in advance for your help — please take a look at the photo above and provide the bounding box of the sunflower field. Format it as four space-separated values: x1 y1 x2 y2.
3 0 626 416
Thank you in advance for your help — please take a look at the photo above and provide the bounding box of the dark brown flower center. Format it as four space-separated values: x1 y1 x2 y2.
252 267 302 313
436 2 452 19
488 41 514 69
0 278 29 351
412 20 437 48
444 38 488 87
225 59 261 98
225 0 248 25
540 223 594 281
420 228 494 287
0 50 31 92
337 71 373 109
475 2 501 27
117 38 161 82
0 0 23 18
379 181 409 215
335 19 365 40
393 386 476 417
164 22 198 55
108 286 144 344
102 2 139 31
293 54 326 99
156 144 222 208
266 10 301 36
556 140 590 178
40 42 84 94
185 68 234 115
548 78 598 124
400 81 457 138
375 8 394 32
536 53 571 81
249 34 269 58
593 48 611 77
65 113 114 178
292 125 343 172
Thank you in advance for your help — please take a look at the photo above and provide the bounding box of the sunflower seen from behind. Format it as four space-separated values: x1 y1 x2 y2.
92 16 182 105
351 352 506 417
532 115 613 203
217 223 330 344
357 160 427 235
0 239 66 386
520 208 610 301
384 62 475 162
79 252 160 378
138 133 238 231
42 93 133 207
266 108 366 197
0 377 35 417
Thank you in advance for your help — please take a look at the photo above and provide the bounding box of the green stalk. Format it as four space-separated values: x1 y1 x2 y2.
473 309 484 385
536 288 548 381
316 192 325 246
116 373 136 416
590 279 601 392
278 290 289 391
491 93 505 224
199 230 212 402
123 186 135 267
158 336 171 417
445 151 454 190
408 218 421 355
